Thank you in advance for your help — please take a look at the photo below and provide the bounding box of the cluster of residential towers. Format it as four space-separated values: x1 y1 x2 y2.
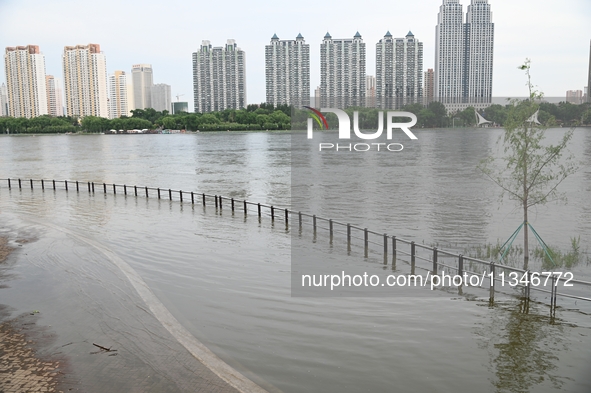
3 0 590 120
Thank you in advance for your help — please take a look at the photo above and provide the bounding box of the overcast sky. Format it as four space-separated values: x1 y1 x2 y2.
1 0 589 111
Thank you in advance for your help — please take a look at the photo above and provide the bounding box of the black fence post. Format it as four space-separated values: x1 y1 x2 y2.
145 186 149 198
285 209 288 225
103 183 107 193
7 179 11 189
384 234 388 258
30 179 33 189
92 182 94 193
52 180 55 190
18 178 22 189
113 184 116 194
87 182 91 192
243 200 247 214
458 255 464 276
158 188 161 199
329 219 333 240
347 224 351 250
364 228 368 258
432 247 438 275
42 179 45 190
202 193 206 205
191 192 194 204
411 241 416 275
168 189 172 200
257 203 261 218
231 198 235 211
489 262 495 301
215 195 218 208
134 186 137 196
313 215 317 233
298 212 302 229
76 181 79 192
179 190 183 202
64 180 68 191
124 184 127 195
219 196 222 210
271 206 274 220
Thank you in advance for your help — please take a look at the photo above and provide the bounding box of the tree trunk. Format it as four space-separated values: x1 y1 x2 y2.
523 201 529 270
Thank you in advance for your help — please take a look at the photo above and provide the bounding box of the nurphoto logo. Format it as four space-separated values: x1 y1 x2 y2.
304 106 418 152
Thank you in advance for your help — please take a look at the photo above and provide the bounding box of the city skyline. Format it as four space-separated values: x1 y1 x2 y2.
0 0 589 112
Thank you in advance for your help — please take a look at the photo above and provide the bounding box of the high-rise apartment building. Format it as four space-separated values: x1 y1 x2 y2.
424 68 434 104
320 32 366 108
376 31 423 109
109 71 129 118
193 39 246 112
151 83 171 112
131 64 153 110
566 90 583 105
366 75 376 108
45 75 64 116
587 39 591 103
62 44 109 118
265 33 310 108
435 0 494 110
4 45 48 118
0 83 8 116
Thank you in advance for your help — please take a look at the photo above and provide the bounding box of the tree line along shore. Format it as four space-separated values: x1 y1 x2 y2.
1 101 590 134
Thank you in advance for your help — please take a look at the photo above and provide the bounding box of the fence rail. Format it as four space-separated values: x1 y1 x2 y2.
2 177 590 314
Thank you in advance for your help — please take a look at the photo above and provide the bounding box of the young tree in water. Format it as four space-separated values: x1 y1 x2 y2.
479 59 577 270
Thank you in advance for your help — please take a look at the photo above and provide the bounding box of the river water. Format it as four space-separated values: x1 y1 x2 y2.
0 129 590 392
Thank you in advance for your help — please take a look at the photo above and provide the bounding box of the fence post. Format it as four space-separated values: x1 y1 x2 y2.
179 190 183 202
7 179 10 189
329 219 333 240
92 182 94 193
158 188 161 199
384 234 388 257
76 181 79 192
64 180 68 191
168 189 172 200
42 179 45 190
19 178 21 189
298 212 302 229
87 182 91 192
215 195 218 208
364 228 369 257
113 184 116 194
124 184 127 195
271 206 274 220
489 262 495 301
191 192 194 204
392 236 397 260
411 241 416 275
244 200 247 214
231 198 234 211
30 179 33 189
145 186 149 198
550 275 557 315
103 183 107 193
525 271 531 300
202 193 206 205
347 224 351 250
313 215 317 233
257 203 261 217
285 209 288 224
432 247 438 275
52 180 55 190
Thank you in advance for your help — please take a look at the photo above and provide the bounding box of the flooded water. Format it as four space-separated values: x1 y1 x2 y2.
0 129 590 392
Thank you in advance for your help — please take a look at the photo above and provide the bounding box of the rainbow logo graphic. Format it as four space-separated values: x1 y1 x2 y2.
304 106 328 129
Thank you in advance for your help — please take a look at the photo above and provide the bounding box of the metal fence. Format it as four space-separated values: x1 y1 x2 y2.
2 177 590 314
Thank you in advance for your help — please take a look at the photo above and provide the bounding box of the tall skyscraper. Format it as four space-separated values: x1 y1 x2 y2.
376 31 423 109
587 39 591 103
193 39 246 113
265 33 310 108
320 32 366 108
151 83 171 112
131 64 153 110
465 0 494 103
109 71 129 118
424 68 434 104
366 75 376 108
45 75 64 116
0 83 8 116
435 0 494 110
62 44 109 118
4 45 48 118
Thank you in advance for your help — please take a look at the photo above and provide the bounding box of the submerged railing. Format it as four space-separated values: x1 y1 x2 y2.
2 177 590 315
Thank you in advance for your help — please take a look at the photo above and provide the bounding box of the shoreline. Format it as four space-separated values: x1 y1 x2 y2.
0 236 72 393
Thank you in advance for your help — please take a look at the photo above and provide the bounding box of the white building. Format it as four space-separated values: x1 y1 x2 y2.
265 33 310 108
131 64 153 110
62 44 109 118
151 83 171 112
193 39 246 112
320 32 366 108
435 0 494 111
376 31 423 109
45 75 64 117
109 71 129 118
4 45 48 118
0 83 8 116
366 75 376 108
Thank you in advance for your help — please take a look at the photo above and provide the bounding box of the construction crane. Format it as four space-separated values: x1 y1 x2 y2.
175 94 185 102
